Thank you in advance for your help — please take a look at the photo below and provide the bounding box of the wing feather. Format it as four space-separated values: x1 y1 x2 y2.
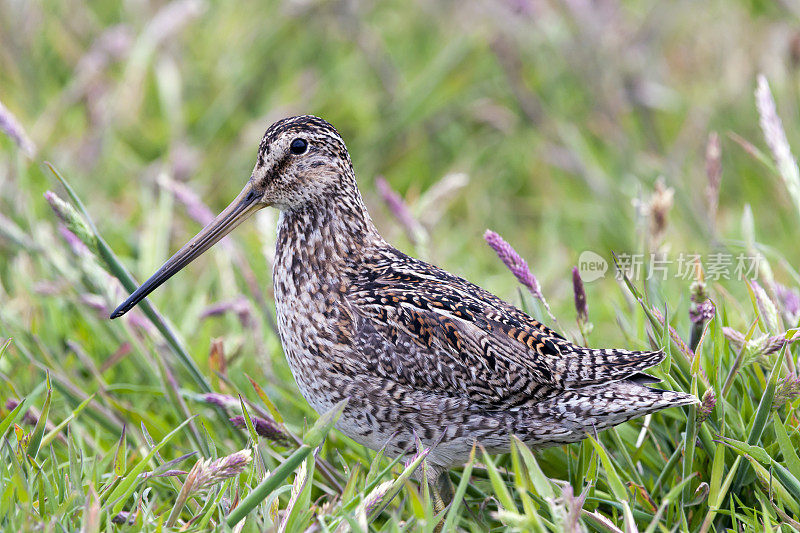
347 247 663 408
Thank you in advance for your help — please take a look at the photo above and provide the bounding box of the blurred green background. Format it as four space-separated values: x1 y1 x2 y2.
4 0 800 530
0 0 800 339
3 0 799 343
3 0 800 428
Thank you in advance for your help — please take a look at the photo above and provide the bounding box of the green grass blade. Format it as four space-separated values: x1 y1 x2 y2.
480 446 517 513
228 445 312 526
246 373 284 424
105 416 196 515
113 425 127 478
511 436 554 499
442 446 475 532
226 399 346 527
0 398 27 441
40 393 95 448
25 372 51 460
732 344 783 490
46 162 213 396
644 474 697 533
0 338 12 359
707 441 726 508
365 444 431 524
282 455 315 533
238 394 260 447
772 416 800 481
587 435 627 502
682 373 698 505
195 478 232 529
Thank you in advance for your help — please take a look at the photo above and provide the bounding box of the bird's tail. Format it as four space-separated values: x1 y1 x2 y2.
555 346 666 388
522 377 697 447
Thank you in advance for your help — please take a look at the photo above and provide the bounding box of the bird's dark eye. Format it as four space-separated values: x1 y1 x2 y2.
290 138 308 155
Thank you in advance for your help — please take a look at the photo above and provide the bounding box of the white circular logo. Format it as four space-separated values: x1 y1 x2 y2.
578 251 608 282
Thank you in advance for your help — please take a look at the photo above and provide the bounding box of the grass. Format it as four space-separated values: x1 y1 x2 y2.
2 0 800 530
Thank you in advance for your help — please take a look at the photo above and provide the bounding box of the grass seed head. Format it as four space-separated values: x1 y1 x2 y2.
755 74 800 213
376 177 426 245
44 191 97 254
200 393 240 410
775 283 800 324
649 178 674 245
774 374 800 410
188 449 252 493
484 229 542 300
751 281 780 333
230 415 291 445
0 100 36 157
696 388 716 426
360 479 394 518
723 327 798 364
690 280 715 324
572 267 588 324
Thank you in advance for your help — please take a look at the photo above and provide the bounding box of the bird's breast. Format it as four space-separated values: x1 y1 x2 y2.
272 224 358 401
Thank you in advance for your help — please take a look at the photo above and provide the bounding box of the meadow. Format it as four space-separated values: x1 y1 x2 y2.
2 0 800 530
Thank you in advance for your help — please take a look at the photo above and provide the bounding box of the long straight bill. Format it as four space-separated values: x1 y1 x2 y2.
110 182 262 318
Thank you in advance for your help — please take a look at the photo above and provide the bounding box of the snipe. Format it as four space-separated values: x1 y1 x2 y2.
112 115 696 507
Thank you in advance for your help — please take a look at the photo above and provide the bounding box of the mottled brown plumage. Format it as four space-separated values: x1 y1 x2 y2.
112 115 696 506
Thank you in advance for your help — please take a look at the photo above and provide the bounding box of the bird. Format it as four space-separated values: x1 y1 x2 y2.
111 115 696 510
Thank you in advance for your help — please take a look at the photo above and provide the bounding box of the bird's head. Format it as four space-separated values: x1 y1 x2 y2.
110 115 355 319
252 115 355 210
